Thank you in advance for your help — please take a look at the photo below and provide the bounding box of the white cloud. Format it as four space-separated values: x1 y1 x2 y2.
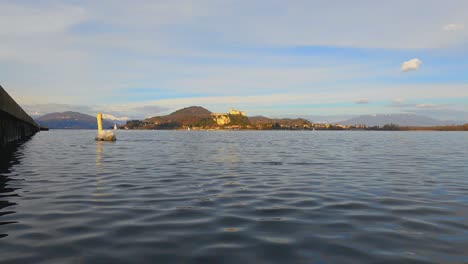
111 84 468 115
0 3 87 36
443 24 465 31
392 98 405 104
415 104 439 109
354 99 370 104
401 58 422 72
21 83 468 118
1 1 468 120
388 98 413 108
388 101 449 109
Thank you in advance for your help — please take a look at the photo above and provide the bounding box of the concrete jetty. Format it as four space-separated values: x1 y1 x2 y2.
0 85 40 146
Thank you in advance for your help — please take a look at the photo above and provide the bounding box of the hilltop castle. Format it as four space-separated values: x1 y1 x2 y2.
228 108 246 116
211 108 246 125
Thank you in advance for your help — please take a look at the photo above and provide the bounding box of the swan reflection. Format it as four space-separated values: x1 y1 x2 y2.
94 141 106 199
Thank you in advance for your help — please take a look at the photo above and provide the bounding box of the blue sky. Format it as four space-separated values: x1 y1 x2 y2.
1 0 467 121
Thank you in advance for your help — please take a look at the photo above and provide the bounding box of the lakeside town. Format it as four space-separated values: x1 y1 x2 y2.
120 106 468 131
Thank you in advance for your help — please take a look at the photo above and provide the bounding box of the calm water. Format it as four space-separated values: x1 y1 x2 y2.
1 130 468 263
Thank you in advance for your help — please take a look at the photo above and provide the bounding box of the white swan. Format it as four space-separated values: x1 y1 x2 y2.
95 113 116 141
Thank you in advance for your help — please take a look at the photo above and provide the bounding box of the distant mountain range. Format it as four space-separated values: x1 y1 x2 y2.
338 114 463 127
36 111 114 129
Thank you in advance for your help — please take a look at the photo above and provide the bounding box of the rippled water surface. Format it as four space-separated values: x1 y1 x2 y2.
1 130 468 263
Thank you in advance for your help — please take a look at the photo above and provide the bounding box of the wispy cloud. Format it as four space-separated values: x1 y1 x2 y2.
415 104 444 109
388 98 417 108
2 1 468 119
388 100 451 109
0 3 87 36
401 58 422 72
392 98 405 104
128 105 169 118
443 24 465 31
354 99 370 104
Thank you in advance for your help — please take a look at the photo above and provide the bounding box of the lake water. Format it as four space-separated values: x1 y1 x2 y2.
1 130 467 263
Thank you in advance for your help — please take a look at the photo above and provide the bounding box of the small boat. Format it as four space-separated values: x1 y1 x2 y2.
113 124 118 130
